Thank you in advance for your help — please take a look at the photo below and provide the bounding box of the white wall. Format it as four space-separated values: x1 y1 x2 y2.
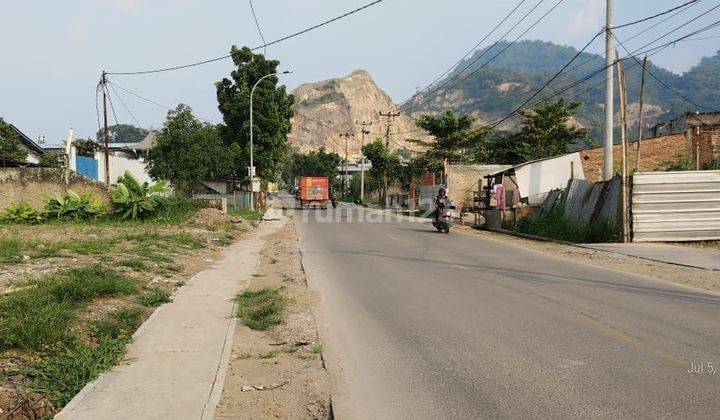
94 152 154 185
514 152 585 205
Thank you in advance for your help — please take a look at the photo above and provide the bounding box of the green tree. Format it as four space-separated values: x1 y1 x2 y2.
0 118 28 164
39 152 63 168
216 46 294 181
515 99 591 160
282 147 341 184
73 138 100 157
362 138 401 205
145 104 232 195
410 110 480 176
96 124 148 145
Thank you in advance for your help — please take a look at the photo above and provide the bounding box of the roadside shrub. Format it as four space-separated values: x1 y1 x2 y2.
656 153 693 172
512 205 620 243
110 171 169 220
0 202 44 224
235 288 286 331
152 194 199 224
44 190 107 221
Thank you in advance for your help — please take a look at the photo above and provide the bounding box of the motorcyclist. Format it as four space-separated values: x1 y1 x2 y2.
434 187 451 220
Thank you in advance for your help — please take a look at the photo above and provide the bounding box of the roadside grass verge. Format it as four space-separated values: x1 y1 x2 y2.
510 205 620 243
0 237 120 265
117 258 148 271
235 287 286 331
136 286 172 307
228 205 265 222
20 335 130 408
0 266 137 351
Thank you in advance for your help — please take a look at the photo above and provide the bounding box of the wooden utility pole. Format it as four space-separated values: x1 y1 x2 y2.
616 51 630 243
378 111 400 207
603 0 615 180
356 120 372 202
339 131 354 197
635 55 647 173
101 71 110 186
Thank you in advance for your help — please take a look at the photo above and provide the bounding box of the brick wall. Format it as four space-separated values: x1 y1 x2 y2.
690 125 720 169
579 134 687 181
0 168 109 211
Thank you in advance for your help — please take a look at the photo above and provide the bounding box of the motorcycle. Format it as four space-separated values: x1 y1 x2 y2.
432 202 452 234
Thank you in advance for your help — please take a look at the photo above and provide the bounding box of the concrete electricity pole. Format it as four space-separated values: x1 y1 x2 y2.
356 120 372 202
378 111 400 207
603 0 614 181
339 131 355 196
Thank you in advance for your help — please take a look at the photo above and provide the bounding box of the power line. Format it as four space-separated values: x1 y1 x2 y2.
403 0 567 113
488 29 605 128
610 0 700 30
611 31 719 112
248 0 267 56
400 0 528 106
109 83 144 129
401 0 547 112
109 81 221 124
104 85 131 147
107 0 383 75
488 18 720 127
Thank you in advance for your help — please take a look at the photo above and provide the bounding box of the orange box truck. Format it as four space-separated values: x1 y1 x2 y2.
299 176 330 209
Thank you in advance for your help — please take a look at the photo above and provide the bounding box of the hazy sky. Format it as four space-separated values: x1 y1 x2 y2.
3 0 719 144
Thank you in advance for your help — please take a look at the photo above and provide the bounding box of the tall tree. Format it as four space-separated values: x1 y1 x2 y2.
282 147 341 184
216 46 294 181
96 124 148 145
362 138 401 204
517 99 591 160
145 104 232 195
0 118 28 164
410 110 479 175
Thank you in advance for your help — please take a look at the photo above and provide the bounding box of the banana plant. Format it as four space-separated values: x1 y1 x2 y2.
109 172 168 219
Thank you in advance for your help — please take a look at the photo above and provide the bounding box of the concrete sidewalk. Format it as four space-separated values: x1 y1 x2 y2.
57 208 286 420
578 242 720 271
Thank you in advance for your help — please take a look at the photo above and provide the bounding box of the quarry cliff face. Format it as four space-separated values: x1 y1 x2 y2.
288 70 425 159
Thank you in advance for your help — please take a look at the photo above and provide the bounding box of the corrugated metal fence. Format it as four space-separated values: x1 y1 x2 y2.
632 170 720 242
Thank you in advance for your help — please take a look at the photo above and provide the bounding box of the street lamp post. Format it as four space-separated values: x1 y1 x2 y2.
249 70 291 210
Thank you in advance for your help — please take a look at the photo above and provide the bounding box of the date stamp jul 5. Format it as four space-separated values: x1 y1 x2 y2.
688 361 717 375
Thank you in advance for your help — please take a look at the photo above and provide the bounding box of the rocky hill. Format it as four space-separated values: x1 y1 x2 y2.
403 40 720 140
288 70 425 159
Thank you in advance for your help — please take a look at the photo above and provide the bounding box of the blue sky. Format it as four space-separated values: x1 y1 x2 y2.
2 0 719 144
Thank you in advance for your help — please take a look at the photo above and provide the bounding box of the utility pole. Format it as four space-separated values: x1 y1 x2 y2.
356 120 372 202
635 55 648 173
379 111 400 207
616 50 630 243
603 0 614 181
101 71 110 186
339 131 354 197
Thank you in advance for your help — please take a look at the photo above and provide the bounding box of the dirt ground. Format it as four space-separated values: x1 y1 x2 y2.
0 208 254 418
216 219 331 419
456 226 720 294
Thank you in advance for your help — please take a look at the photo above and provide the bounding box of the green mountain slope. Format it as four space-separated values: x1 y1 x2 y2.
405 40 719 140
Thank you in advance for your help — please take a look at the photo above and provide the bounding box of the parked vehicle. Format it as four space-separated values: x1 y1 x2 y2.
299 177 330 209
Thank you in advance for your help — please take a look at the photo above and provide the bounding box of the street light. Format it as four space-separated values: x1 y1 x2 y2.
249 70 292 210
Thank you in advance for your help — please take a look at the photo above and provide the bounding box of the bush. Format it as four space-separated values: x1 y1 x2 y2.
0 202 44 224
110 171 169 220
44 190 107 221
511 205 620 243
656 153 694 172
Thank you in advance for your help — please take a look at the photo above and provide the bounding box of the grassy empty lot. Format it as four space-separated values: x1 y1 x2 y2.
0 209 251 417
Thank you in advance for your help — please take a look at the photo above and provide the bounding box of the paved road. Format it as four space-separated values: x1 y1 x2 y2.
289 201 720 419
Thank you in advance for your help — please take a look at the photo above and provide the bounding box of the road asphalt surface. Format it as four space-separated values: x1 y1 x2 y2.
286 199 720 419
